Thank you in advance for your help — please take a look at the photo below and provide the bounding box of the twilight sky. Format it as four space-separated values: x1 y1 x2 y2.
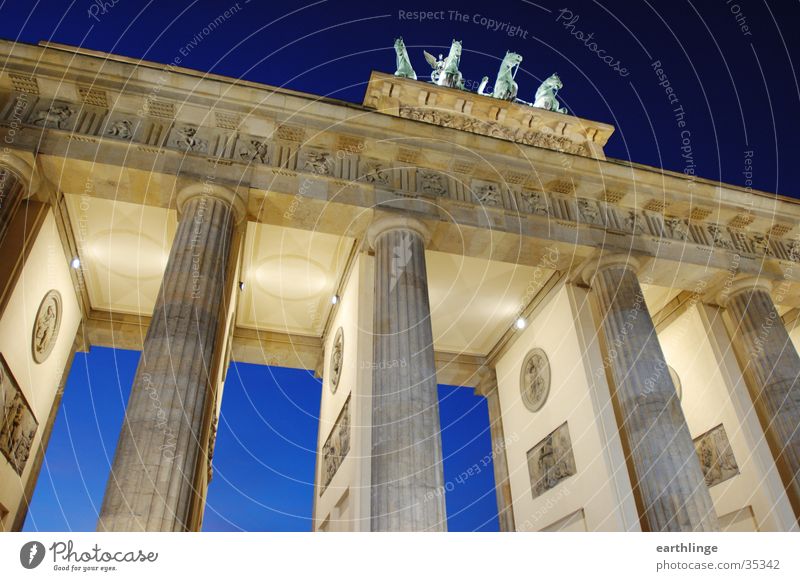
3 0 798 531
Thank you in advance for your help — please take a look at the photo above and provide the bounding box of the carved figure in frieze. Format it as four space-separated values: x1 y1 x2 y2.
304 151 333 176
175 126 208 153
664 217 690 241
106 119 134 140
749 234 773 257
624 210 644 234
577 199 602 225
521 191 549 216
239 139 270 164
474 182 501 206
394 37 417 80
31 104 74 129
418 170 447 196
532 74 567 114
707 224 734 250
362 162 392 186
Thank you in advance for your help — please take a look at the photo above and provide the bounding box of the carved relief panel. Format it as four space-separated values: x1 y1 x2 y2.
234 134 273 165
471 179 502 207
320 395 351 494
520 348 550 413
693 424 739 487
298 148 335 177
28 100 77 131
0 354 38 476
527 422 576 499
32 290 61 364
329 328 344 394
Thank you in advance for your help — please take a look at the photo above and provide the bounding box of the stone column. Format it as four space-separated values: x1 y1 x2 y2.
0 152 38 245
367 215 446 531
720 276 800 512
98 183 244 531
476 368 515 532
582 255 719 532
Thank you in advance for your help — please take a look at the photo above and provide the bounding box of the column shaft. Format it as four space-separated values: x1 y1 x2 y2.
726 286 800 511
98 194 234 531
370 227 446 531
592 262 718 531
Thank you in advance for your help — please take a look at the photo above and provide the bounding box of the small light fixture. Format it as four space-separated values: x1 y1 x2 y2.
331 294 340 305
238 281 245 292
515 317 527 330
70 257 81 269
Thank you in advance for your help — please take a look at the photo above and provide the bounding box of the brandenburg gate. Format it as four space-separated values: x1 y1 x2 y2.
0 39 798 532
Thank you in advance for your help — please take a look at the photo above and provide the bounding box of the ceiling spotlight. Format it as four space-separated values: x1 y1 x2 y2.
331 294 340 305
238 281 245 292
515 317 527 330
70 257 81 269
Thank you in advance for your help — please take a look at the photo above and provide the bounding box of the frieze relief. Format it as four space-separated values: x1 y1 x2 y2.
399 105 589 156
320 395 351 494
299 148 335 176
0 90 796 263
359 158 394 187
416 169 448 196
471 179 502 207
0 354 38 476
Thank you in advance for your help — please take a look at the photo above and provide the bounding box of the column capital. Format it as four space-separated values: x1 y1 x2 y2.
0 151 40 197
177 182 247 224
579 253 641 287
716 275 773 307
366 214 430 250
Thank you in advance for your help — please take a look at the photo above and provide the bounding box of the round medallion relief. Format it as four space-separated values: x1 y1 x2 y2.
329 327 344 393
520 347 550 412
32 290 62 364
668 365 682 400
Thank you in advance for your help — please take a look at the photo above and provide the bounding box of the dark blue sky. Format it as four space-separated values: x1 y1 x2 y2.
24 348 497 531
6 0 798 531
2 0 797 197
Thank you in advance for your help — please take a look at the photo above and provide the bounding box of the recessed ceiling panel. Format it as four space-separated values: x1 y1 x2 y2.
237 222 354 336
427 251 553 356
65 194 176 315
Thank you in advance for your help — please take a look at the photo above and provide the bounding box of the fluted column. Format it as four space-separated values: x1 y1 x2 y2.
721 276 800 512
367 215 446 531
476 368 515 532
582 255 719 531
0 152 38 245
98 183 244 531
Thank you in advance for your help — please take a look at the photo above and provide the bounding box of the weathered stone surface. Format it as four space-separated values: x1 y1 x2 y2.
368 216 446 531
723 278 800 510
584 255 719 532
97 188 236 532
